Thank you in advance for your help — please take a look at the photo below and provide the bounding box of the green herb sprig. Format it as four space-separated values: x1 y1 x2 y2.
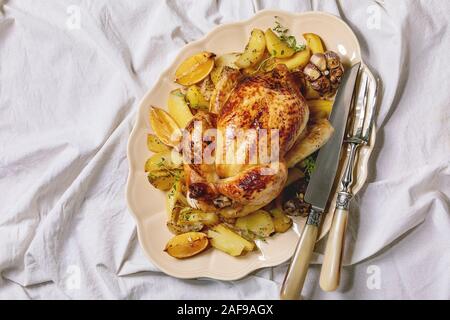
301 155 316 181
272 18 306 53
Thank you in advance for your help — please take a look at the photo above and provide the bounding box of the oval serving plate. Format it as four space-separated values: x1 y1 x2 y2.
126 10 376 280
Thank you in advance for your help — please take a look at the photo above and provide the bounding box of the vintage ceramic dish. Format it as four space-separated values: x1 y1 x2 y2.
126 10 376 280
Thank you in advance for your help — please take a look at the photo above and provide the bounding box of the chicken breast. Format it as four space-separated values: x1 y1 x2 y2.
185 64 326 218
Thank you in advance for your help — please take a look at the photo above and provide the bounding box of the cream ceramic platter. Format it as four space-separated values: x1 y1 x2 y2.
126 10 376 280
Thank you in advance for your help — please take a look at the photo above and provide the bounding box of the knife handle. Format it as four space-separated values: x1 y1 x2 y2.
280 210 321 300
320 205 349 291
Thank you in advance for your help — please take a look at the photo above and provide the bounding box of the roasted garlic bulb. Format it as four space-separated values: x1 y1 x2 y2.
303 51 344 97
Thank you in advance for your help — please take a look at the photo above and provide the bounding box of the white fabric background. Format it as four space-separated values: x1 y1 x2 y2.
0 0 449 299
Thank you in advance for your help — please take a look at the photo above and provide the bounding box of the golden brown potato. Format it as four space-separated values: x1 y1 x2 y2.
144 150 182 173
199 76 215 101
165 232 209 259
305 82 322 100
167 220 204 235
235 210 275 238
145 151 183 191
303 33 325 54
210 52 240 85
307 99 333 118
177 208 219 227
149 107 181 147
148 170 179 191
209 67 241 114
166 179 182 217
235 29 266 69
185 85 209 110
270 208 293 233
208 224 255 256
175 52 215 86
273 47 311 71
168 89 194 128
265 28 295 58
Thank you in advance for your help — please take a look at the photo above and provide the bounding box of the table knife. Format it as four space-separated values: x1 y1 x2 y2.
280 62 361 300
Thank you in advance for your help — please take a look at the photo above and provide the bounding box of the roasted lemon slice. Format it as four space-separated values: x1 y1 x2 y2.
164 232 209 259
175 52 215 86
149 107 181 147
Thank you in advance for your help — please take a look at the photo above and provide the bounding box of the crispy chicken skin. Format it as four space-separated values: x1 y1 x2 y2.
185 64 329 218
218 65 309 157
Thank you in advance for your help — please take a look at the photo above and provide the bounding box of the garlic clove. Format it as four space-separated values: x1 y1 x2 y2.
303 63 321 81
324 51 341 70
310 53 327 71
310 76 331 95
329 65 344 84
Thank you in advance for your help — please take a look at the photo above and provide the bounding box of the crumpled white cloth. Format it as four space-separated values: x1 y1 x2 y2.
0 0 449 300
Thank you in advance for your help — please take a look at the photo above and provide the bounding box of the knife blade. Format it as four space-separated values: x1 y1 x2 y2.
280 62 360 300
304 62 361 212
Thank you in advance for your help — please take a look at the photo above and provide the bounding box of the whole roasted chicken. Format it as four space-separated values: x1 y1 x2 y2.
184 64 333 218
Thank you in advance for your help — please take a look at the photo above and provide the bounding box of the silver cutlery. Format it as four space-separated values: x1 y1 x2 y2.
280 63 361 300
320 70 379 291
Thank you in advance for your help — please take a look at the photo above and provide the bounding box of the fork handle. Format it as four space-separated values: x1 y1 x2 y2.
319 205 349 291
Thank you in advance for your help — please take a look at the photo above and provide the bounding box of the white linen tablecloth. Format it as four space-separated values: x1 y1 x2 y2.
0 0 449 299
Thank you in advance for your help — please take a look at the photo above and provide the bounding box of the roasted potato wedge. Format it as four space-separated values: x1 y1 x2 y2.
270 208 293 233
243 50 273 74
307 99 333 118
167 220 204 235
305 81 322 100
144 150 182 173
265 28 295 58
166 179 182 217
175 52 215 86
303 33 325 54
168 89 194 128
235 210 275 238
185 85 209 110
210 67 222 86
178 208 219 227
149 107 181 147
209 67 241 114
216 52 240 68
235 29 266 69
211 52 240 84
208 224 255 256
165 232 209 259
147 134 170 153
273 47 311 71
148 170 180 191
199 76 215 101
